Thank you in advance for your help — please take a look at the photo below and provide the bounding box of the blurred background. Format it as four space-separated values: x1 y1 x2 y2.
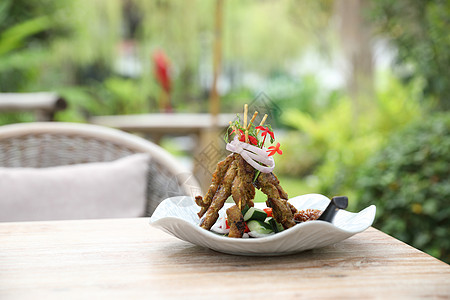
0 0 448 262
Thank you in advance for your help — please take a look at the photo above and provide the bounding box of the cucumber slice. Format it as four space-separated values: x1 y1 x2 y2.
265 217 284 233
247 220 273 234
243 207 268 222
241 204 250 216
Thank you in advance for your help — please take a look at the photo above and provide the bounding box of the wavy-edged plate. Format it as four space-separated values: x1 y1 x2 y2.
149 194 376 256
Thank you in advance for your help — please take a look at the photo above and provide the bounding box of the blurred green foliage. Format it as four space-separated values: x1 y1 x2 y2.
355 113 450 263
369 0 450 110
269 75 342 126
0 0 54 92
0 0 336 120
279 73 423 204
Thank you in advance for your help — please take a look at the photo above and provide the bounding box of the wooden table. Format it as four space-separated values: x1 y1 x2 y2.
90 113 238 191
90 113 236 142
0 92 67 121
1 218 449 299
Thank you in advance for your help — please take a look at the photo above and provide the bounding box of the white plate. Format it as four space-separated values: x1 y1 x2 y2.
149 194 376 256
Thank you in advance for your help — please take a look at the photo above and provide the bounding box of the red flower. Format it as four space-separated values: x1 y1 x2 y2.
267 143 283 156
233 129 258 145
256 126 274 148
239 134 258 146
152 49 171 93
256 126 274 139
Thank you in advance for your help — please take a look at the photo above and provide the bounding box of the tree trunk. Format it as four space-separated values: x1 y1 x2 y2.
335 0 374 117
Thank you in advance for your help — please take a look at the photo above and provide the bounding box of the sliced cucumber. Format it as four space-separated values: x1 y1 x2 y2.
241 204 250 216
247 220 273 234
265 217 284 233
243 207 267 222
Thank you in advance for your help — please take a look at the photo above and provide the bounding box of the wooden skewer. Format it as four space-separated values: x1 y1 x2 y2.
256 114 268 135
245 130 249 143
228 121 234 136
259 114 268 126
246 111 258 130
229 121 240 138
243 104 248 129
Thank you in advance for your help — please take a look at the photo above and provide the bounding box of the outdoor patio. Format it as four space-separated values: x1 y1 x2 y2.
0 0 449 298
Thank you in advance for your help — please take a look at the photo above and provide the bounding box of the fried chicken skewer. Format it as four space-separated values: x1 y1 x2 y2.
231 155 255 210
199 160 238 230
226 205 246 238
197 106 299 236
255 172 296 229
196 154 235 218
197 152 297 232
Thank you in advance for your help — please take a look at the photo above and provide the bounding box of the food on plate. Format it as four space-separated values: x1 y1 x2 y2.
196 105 323 238
226 205 246 238
294 209 323 223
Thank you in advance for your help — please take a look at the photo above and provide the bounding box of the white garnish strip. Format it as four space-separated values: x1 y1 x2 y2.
226 136 275 173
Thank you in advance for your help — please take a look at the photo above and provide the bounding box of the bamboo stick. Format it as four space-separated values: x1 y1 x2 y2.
228 121 234 137
243 104 248 129
245 130 249 143
256 114 268 135
229 121 240 138
247 111 258 130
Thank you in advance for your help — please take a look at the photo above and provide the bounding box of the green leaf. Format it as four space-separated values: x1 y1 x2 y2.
0 16 53 56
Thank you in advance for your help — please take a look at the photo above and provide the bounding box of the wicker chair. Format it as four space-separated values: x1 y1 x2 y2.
0 122 200 219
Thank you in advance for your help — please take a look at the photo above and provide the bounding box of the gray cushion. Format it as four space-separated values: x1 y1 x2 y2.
0 153 150 222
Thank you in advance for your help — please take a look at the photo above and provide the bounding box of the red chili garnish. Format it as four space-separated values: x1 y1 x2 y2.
267 142 283 156
225 219 230 229
263 207 273 217
244 222 249 233
236 129 258 145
